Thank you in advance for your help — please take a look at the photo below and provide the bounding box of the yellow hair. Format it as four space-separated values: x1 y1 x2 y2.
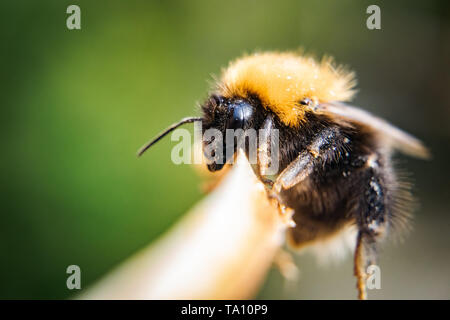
218 51 356 127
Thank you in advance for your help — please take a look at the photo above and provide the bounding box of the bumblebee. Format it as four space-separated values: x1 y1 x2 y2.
138 52 429 299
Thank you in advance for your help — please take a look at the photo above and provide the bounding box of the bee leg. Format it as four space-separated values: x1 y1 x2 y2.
267 146 321 224
354 232 374 300
268 127 344 225
271 127 343 195
352 164 389 300
271 150 314 195
257 114 275 179
257 115 296 220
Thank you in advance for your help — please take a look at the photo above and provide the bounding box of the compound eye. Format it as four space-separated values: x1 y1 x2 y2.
227 100 253 129
211 94 224 106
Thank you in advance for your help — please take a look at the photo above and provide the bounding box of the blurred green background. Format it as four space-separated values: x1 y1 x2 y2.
1 0 449 299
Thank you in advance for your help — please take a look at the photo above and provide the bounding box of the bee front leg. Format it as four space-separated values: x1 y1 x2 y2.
257 114 275 185
257 114 298 220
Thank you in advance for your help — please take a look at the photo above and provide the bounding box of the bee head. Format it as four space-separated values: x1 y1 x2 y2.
201 95 255 172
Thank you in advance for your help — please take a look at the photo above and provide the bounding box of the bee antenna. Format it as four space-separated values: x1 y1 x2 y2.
137 117 203 157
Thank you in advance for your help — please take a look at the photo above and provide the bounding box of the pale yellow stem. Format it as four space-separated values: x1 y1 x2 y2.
81 151 287 300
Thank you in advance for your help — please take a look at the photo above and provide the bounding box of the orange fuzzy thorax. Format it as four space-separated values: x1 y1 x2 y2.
218 52 356 127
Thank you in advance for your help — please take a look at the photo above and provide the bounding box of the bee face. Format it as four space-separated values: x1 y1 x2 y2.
201 95 259 172
202 95 255 130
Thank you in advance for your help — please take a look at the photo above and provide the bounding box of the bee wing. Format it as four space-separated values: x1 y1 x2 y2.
316 102 430 159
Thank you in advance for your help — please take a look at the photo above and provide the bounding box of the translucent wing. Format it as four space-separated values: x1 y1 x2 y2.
315 102 430 159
